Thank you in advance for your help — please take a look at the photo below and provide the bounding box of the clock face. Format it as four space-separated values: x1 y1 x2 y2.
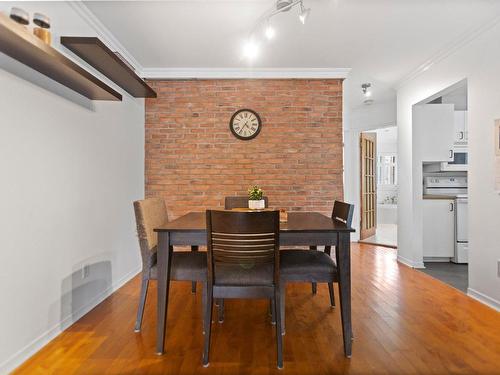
229 109 262 140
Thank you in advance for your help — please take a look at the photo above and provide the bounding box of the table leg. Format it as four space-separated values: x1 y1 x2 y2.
336 232 352 357
156 231 172 355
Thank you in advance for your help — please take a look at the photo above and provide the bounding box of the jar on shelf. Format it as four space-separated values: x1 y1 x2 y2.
10 7 29 27
33 13 51 45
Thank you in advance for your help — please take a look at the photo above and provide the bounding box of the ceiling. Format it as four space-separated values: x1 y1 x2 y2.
84 0 500 108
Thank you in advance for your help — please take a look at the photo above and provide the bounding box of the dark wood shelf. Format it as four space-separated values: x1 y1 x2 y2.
0 13 121 101
61 37 157 98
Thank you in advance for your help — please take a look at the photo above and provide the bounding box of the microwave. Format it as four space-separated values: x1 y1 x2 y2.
440 150 468 171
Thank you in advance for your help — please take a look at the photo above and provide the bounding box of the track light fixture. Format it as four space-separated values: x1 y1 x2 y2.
242 0 312 60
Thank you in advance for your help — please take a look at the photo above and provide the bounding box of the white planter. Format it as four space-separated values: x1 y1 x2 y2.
248 199 265 210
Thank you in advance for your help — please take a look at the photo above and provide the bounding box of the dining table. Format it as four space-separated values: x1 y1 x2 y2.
154 211 355 357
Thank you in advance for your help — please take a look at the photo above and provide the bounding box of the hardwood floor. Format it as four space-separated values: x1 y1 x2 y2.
14 244 500 374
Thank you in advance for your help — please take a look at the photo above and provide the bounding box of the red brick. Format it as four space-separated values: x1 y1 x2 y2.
145 79 344 218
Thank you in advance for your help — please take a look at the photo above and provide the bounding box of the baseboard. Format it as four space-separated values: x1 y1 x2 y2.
467 288 500 312
397 255 425 269
358 240 397 249
423 257 452 262
0 266 141 375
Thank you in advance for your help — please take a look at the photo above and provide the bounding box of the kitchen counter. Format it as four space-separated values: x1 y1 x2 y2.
423 194 456 200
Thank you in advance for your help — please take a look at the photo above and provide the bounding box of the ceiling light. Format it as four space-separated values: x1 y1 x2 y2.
264 24 276 40
299 1 311 24
361 83 372 97
243 39 259 60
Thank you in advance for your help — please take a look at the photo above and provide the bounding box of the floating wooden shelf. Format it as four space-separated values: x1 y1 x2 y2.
61 37 157 98
0 13 122 101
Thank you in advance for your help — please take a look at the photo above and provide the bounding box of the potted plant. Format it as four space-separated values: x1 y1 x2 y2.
248 186 265 210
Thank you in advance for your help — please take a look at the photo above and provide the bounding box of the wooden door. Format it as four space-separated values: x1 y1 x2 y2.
360 132 376 240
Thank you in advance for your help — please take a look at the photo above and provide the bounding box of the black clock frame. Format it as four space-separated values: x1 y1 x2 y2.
229 109 262 140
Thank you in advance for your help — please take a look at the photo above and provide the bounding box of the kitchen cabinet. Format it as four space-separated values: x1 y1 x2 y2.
453 110 468 146
423 199 455 258
413 104 455 162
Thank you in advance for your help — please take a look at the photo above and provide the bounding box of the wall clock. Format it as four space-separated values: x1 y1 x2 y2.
229 109 262 140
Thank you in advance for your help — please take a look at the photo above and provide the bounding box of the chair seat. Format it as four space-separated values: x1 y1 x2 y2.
214 263 274 286
151 251 207 281
280 249 337 282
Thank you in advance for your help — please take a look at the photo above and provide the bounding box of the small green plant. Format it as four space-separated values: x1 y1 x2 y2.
248 186 264 201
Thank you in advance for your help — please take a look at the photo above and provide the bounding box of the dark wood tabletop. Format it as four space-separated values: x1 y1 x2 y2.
155 211 355 233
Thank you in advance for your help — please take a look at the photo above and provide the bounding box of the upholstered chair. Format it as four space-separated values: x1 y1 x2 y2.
133 198 207 332
203 210 283 369
279 201 354 335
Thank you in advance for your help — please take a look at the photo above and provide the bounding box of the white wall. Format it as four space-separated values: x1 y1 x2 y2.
344 98 397 240
397 20 500 310
0 2 144 373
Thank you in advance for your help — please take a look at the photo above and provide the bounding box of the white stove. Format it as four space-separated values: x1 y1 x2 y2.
424 176 468 263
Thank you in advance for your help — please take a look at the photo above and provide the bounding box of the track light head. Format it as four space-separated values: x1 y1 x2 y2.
299 1 311 24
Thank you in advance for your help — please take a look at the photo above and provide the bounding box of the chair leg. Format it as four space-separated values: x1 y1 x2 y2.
202 286 213 367
270 298 276 325
217 298 224 323
309 246 318 295
275 288 284 369
191 246 198 294
280 283 286 335
202 282 207 335
328 282 336 308
134 278 149 332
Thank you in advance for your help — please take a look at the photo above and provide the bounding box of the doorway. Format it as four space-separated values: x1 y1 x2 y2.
359 127 398 248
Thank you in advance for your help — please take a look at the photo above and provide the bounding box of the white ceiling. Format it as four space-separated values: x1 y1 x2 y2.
84 0 500 108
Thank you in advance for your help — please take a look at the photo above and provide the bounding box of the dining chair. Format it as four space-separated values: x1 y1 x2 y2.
309 200 354 299
219 196 271 322
224 195 269 210
133 198 207 332
279 200 354 335
203 210 283 369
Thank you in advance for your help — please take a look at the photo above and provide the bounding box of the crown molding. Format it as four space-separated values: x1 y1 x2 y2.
396 14 500 89
141 67 351 79
67 1 144 73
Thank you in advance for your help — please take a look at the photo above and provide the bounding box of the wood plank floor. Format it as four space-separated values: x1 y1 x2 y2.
14 244 500 374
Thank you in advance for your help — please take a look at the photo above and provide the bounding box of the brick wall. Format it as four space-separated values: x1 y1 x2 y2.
145 79 344 219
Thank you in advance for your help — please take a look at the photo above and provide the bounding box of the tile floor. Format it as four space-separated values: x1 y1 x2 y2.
420 262 469 293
